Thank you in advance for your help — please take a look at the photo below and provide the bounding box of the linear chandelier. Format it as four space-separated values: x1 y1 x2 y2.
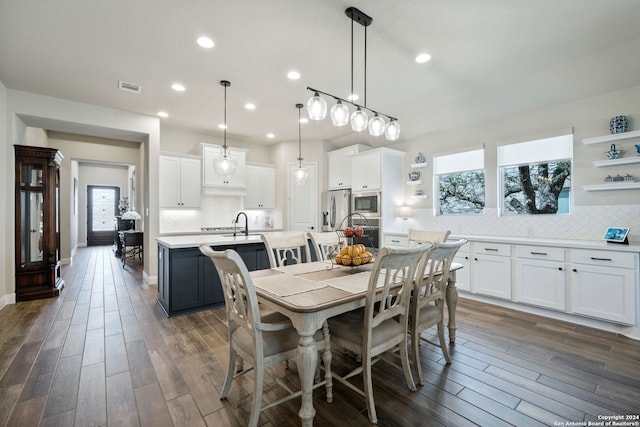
306 6 400 141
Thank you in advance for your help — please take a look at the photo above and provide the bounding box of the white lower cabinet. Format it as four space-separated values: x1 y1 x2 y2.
470 242 512 299
453 243 471 292
569 249 636 325
514 246 566 311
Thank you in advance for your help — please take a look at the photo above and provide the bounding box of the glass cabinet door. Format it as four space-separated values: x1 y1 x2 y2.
20 189 44 266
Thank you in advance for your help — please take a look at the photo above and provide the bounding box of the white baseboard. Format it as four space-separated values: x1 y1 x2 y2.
0 293 17 310
144 271 158 285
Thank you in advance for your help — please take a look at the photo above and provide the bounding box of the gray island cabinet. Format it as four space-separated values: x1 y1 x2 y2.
156 235 270 316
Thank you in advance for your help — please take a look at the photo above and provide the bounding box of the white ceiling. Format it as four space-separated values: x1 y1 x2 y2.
2 0 640 147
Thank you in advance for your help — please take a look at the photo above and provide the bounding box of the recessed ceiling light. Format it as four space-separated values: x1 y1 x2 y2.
171 83 185 92
266 133 275 139
218 123 227 129
299 117 309 124
197 36 214 48
244 103 256 110
287 71 301 80
415 53 432 63
157 111 169 118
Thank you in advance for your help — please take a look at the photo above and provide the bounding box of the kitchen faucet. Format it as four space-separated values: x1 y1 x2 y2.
233 211 249 237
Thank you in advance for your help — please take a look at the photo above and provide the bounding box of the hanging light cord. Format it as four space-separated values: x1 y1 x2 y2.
350 15 354 102
297 103 303 165
220 80 230 156
364 22 367 108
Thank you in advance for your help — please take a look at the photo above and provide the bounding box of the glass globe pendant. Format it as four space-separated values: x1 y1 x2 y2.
350 106 368 132
384 119 401 141
368 113 385 136
307 91 327 120
330 99 350 126
295 103 309 185
214 80 237 178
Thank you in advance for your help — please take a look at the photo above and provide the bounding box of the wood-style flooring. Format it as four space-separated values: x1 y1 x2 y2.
1 245 639 426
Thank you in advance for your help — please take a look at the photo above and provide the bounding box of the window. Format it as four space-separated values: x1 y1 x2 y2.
498 134 572 215
434 149 485 215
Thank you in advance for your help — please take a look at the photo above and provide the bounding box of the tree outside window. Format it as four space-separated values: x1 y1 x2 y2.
438 170 485 215
502 160 571 215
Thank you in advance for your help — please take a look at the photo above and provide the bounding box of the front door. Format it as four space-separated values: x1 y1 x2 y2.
287 162 318 232
87 185 119 246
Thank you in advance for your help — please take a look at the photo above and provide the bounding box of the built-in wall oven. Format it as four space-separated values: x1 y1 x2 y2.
352 191 380 218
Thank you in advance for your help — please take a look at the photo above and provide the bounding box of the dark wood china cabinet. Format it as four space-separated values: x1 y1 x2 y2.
14 145 65 301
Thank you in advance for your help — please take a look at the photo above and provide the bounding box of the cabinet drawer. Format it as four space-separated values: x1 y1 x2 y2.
384 234 408 247
470 242 511 257
516 245 565 262
570 249 636 269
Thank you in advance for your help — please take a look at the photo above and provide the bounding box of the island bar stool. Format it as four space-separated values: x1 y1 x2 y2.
199 245 330 427
261 232 312 267
327 245 430 424
307 231 343 261
410 239 467 385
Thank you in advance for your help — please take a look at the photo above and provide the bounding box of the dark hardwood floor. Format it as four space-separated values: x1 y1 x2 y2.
1 245 639 426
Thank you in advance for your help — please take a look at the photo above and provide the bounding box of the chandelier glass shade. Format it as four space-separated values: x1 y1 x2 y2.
350 107 368 132
307 92 327 120
330 100 350 126
213 80 237 178
305 7 400 140
295 103 309 185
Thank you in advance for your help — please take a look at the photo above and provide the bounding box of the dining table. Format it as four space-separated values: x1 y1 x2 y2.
250 259 463 426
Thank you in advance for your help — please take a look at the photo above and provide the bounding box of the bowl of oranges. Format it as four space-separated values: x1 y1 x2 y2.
334 244 373 266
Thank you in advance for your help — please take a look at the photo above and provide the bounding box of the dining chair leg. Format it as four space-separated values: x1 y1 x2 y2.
411 332 424 385
322 321 333 403
437 322 452 364
220 349 237 399
400 339 417 391
249 359 265 427
363 356 377 425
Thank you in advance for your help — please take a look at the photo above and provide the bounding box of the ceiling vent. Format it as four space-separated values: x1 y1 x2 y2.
118 80 142 94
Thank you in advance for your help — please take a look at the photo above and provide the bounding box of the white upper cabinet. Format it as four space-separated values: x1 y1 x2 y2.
159 154 201 208
351 147 404 192
201 143 248 194
327 144 369 189
245 164 276 209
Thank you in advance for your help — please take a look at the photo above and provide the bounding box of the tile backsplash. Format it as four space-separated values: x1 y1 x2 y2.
406 204 640 243
159 195 281 234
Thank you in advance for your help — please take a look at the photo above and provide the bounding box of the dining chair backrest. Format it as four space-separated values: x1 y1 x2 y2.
364 245 431 338
414 239 467 309
261 232 312 267
307 231 342 261
199 245 261 338
408 229 451 247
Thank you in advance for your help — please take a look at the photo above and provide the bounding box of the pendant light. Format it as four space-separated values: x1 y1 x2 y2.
306 7 400 140
213 80 237 178
295 103 309 185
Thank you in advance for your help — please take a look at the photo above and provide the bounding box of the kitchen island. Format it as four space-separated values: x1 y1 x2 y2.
156 234 270 316
156 233 319 316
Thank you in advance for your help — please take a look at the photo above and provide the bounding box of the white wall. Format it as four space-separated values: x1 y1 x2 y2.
393 84 640 243
0 79 9 308
2 89 160 305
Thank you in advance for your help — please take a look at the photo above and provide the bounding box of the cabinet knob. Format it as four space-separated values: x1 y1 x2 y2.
558 267 563 271
474 257 478 261
572 268 578 272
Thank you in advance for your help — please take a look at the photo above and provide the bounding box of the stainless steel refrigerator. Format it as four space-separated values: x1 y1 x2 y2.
322 189 351 231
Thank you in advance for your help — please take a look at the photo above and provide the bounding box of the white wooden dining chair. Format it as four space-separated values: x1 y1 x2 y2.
307 231 342 261
327 245 430 424
410 239 467 385
199 245 329 427
408 228 451 247
261 232 312 267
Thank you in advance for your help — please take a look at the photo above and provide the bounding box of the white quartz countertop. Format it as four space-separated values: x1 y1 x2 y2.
156 234 265 249
449 234 640 252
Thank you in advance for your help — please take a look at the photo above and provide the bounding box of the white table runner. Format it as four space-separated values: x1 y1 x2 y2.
273 261 338 275
253 274 327 297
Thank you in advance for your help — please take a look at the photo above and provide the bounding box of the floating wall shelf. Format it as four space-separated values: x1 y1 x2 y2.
582 130 640 145
582 182 640 191
592 157 640 167
411 162 427 168
411 194 428 199
406 180 422 186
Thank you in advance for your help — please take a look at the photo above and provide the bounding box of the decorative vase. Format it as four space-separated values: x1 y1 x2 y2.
408 171 420 181
415 152 426 164
609 115 628 134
